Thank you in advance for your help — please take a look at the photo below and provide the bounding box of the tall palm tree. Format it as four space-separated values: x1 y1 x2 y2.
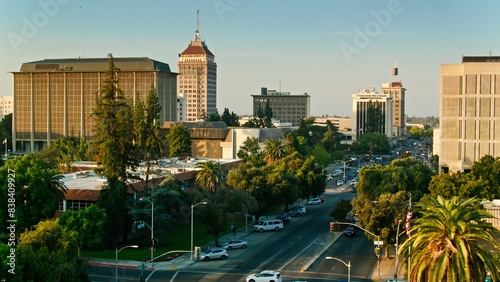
39 168 68 207
263 138 287 163
399 196 500 282
195 161 222 193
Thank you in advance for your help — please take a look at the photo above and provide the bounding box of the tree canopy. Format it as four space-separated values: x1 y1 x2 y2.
166 124 192 158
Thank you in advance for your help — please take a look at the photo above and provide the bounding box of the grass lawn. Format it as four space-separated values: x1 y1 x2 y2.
81 220 246 261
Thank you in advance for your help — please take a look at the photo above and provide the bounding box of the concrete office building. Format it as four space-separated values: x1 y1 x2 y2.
381 64 406 138
12 57 177 153
0 96 13 120
178 11 217 121
439 56 500 173
251 87 311 127
352 87 393 140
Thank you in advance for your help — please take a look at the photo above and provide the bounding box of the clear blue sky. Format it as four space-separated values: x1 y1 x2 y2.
1 0 499 118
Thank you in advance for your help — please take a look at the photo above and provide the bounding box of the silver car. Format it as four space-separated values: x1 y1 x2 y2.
222 239 248 250
199 248 228 261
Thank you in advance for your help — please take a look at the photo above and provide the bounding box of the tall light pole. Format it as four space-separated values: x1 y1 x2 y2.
325 256 351 282
140 197 154 267
245 188 248 233
191 201 207 261
116 245 138 282
395 219 402 281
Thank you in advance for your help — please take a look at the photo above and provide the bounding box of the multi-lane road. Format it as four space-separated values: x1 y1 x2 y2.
90 189 379 282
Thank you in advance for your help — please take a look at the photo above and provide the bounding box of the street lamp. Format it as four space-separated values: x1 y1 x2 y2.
139 197 154 267
245 188 249 233
115 245 138 282
191 201 208 261
395 219 403 281
325 256 351 282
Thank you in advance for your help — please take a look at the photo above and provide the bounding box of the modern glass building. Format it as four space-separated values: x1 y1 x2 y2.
12 57 177 153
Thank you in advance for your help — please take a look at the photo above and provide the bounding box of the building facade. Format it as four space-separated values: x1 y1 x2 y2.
12 57 177 153
0 96 13 120
381 75 406 138
177 14 217 121
352 87 393 140
439 56 500 173
251 87 311 127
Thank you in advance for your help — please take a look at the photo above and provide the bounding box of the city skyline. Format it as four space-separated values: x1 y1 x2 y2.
1 0 499 118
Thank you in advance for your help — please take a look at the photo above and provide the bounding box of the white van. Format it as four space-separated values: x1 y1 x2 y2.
254 219 284 232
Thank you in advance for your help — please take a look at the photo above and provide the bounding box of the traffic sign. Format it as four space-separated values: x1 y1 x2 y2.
374 241 384 246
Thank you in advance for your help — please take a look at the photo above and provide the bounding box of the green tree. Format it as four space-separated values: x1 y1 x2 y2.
208 108 221 122
399 196 500 282
58 205 107 256
166 123 192 158
91 54 137 181
195 160 223 193
408 125 425 138
263 138 287 163
352 191 407 256
221 108 240 126
0 113 12 152
50 136 89 172
16 219 89 282
132 98 147 157
351 132 390 155
264 99 273 128
1 154 69 231
237 137 261 161
91 54 136 246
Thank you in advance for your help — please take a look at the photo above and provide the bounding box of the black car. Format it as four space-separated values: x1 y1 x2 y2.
275 214 292 224
344 226 356 237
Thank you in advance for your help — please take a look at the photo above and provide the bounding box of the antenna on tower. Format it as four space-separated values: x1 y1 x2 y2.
195 10 200 41
392 61 398 82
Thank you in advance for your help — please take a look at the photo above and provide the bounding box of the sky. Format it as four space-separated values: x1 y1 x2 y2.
1 0 500 118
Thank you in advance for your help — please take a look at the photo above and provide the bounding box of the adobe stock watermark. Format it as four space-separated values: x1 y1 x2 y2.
213 0 244 21
7 0 71 53
339 0 403 63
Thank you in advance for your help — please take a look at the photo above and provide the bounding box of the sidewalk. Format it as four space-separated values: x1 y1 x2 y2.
370 246 407 282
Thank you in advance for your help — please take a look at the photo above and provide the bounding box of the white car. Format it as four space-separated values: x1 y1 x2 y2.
199 248 228 261
307 198 322 205
246 270 283 282
222 239 248 250
336 179 344 186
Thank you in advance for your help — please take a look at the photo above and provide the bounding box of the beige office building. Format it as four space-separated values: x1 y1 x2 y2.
12 57 177 152
178 20 217 121
439 56 500 173
381 80 406 138
251 87 311 127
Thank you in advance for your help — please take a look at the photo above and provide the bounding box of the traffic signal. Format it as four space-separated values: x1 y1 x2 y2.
151 239 155 247
330 222 335 233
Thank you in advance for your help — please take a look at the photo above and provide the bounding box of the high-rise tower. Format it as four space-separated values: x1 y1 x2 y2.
178 10 217 121
381 63 406 138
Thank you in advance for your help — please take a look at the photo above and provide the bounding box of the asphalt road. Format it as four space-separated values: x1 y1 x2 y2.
90 186 379 281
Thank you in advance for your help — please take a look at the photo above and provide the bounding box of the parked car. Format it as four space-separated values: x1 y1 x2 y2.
336 179 344 186
199 248 228 261
307 198 322 205
283 206 306 217
275 214 292 224
222 240 248 250
246 270 283 282
344 226 356 237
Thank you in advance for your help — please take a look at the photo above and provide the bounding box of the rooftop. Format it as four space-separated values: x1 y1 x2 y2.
17 57 173 73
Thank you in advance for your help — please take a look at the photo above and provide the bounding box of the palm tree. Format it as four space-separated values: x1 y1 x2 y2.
195 161 223 193
263 138 287 163
399 196 500 282
39 168 68 207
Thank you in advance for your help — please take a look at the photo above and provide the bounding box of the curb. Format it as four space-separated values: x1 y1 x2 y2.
87 261 139 269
